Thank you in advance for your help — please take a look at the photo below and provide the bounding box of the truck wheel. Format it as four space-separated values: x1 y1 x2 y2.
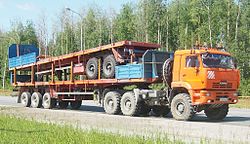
58 101 68 109
152 106 170 117
103 55 116 78
86 57 98 79
104 91 121 115
70 101 82 110
30 92 42 108
204 104 229 121
20 92 31 107
120 91 141 116
42 93 56 109
171 93 194 121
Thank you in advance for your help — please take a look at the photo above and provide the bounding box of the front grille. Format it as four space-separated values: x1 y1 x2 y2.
212 82 232 88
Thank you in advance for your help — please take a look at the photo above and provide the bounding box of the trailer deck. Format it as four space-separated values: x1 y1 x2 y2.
9 41 166 90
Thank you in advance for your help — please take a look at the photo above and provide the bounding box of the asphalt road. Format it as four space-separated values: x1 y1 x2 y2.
1 96 250 143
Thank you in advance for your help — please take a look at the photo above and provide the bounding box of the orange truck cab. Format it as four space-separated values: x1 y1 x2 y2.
168 48 240 120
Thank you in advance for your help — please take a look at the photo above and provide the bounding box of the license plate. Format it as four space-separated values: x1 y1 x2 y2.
220 98 228 101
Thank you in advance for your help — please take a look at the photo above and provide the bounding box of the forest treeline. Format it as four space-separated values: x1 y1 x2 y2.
0 0 249 95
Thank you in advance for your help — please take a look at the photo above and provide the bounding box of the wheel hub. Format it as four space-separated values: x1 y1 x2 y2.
108 99 114 108
177 103 185 114
32 96 37 103
89 64 95 72
44 96 49 105
106 62 112 73
125 100 131 110
21 96 27 104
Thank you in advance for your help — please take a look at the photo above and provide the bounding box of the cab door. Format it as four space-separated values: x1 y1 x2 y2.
180 54 202 88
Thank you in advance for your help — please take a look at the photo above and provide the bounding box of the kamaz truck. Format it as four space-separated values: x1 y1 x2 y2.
8 41 240 121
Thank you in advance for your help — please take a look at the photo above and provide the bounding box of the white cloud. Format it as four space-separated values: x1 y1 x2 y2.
16 2 36 11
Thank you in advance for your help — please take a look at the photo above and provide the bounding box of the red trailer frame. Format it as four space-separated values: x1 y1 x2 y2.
10 41 161 102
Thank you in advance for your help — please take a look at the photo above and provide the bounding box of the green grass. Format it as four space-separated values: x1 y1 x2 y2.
231 97 250 109
0 115 180 144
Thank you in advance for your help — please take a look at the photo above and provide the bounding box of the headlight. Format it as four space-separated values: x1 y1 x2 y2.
200 90 210 96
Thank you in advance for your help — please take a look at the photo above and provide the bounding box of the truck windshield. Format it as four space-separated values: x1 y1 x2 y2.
202 53 235 69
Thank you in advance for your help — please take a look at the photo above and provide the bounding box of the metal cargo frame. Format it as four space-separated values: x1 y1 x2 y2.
9 41 162 98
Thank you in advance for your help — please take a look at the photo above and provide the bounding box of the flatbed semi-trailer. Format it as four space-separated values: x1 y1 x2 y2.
9 41 170 114
9 41 240 121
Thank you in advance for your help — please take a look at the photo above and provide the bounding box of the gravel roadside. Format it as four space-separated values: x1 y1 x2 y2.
1 105 250 144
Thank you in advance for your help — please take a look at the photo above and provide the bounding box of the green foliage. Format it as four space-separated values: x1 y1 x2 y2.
85 8 99 49
123 85 138 90
239 79 250 96
0 20 38 90
9 20 38 46
149 83 165 90
0 115 179 144
114 3 136 41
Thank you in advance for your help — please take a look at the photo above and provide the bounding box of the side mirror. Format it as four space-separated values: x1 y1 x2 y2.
234 63 237 69
233 58 238 68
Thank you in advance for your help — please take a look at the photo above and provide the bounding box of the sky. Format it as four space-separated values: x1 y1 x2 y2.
0 0 136 32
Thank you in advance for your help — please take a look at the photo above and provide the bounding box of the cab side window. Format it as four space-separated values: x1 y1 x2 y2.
186 56 199 67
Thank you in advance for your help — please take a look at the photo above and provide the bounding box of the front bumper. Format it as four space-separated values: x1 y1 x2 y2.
191 90 238 105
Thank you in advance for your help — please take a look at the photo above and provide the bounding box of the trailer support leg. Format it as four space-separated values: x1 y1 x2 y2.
51 63 54 83
98 59 101 80
31 65 34 84
14 68 17 85
70 61 74 82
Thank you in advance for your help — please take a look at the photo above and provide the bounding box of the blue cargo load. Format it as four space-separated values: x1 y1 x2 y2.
8 44 39 68
115 50 172 79
115 64 143 79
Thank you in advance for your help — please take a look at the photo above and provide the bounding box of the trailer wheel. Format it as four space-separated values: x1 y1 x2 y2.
204 104 229 121
120 91 141 116
171 93 194 121
70 101 82 110
30 92 42 108
20 92 31 107
86 57 98 79
152 106 170 117
42 93 56 109
104 91 121 115
58 101 68 109
103 55 116 78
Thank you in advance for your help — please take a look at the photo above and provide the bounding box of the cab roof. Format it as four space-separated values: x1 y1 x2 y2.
174 48 231 56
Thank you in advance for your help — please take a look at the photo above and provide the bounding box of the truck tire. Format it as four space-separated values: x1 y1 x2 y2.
120 91 141 116
70 100 82 110
204 104 229 121
103 55 116 78
162 58 173 87
42 93 56 109
30 92 42 108
104 91 121 115
171 93 194 121
58 101 68 109
20 92 31 107
86 57 98 79
152 106 170 117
